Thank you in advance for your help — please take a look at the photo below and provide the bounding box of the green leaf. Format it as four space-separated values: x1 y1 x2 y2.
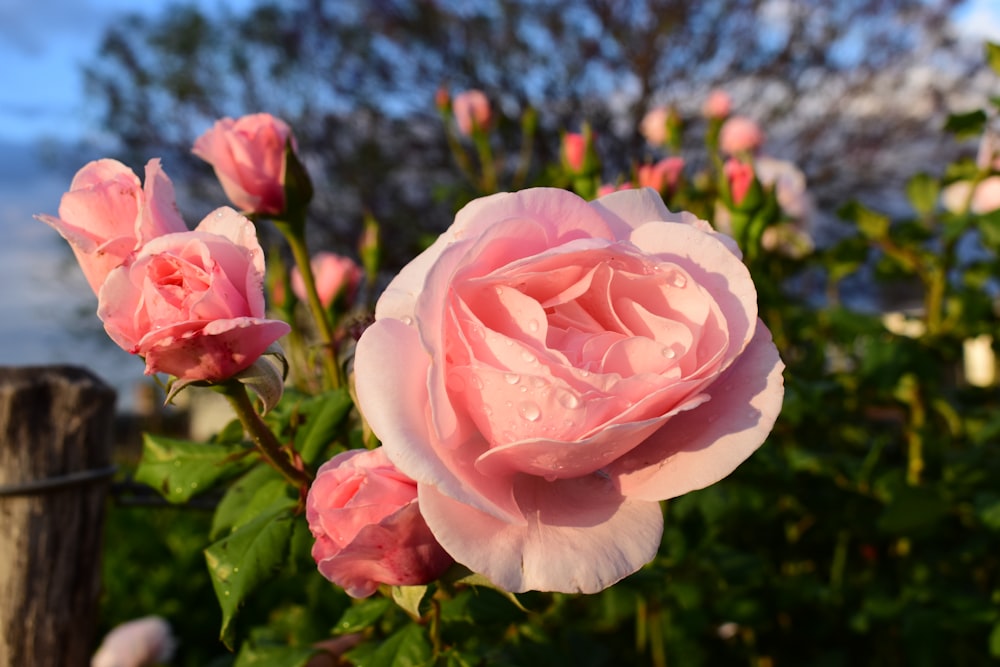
210 464 289 540
986 42 1000 77
838 201 890 240
990 621 1000 658
444 565 528 612
333 596 392 635
295 389 354 465
944 109 987 139
204 503 300 648
391 585 428 619
233 641 316 667
346 623 431 667
877 486 949 535
905 173 939 218
134 434 254 503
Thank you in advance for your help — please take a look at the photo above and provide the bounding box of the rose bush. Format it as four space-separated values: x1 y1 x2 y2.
306 447 453 598
35 158 186 294
192 113 295 216
97 207 290 382
355 187 784 593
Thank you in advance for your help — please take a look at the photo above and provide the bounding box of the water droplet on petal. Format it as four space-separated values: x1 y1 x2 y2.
470 376 484 390
557 390 581 409
401 316 414 325
518 401 541 422
662 347 676 359
495 286 505 296
521 350 537 364
504 373 521 385
483 405 493 416
527 319 540 332
543 474 559 482
672 273 687 288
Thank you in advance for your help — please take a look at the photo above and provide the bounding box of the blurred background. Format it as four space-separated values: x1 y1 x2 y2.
2 0 999 408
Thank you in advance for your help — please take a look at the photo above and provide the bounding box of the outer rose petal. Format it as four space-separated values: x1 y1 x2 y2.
315 502 453 598
418 473 663 593
355 318 524 523
140 317 290 381
609 322 784 500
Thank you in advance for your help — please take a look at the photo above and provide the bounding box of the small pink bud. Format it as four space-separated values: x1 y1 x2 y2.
292 252 364 309
637 157 685 194
452 89 491 135
724 158 756 206
562 133 588 173
702 89 732 120
719 116 764 155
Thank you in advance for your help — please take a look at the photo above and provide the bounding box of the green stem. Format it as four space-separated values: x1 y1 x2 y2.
274 218 341 390
221 383 313 490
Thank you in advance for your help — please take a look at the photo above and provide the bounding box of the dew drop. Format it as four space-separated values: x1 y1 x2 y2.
559 391 581 409
672 273 687 288
521 350 537 364
470 376 484 390
505 400 514 408
543 474 559 482
527 319 540 333
662 347 676 359
483 405 493 416
520 386 528 393
531 376 547 388
518 401 541 422
504 373 521 385
495 286 505 296
401 316 414 325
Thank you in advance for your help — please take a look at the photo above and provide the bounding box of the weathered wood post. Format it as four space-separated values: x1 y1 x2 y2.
0 366 116 667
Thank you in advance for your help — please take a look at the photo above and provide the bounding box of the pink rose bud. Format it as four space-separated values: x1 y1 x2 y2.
562 132 588 173
91 616 175 667
292 252 364 309
452 89 491 136
355 187 784 594
192 113 296 216
947 176 1000 214
639 106 670 147
596 182 634 198
719 116 765 155
637 157 685 194
702 89 732 120
435 86 451 113
306 447 453 598
35 158 186 294
97 207 291 382
724 158 756 206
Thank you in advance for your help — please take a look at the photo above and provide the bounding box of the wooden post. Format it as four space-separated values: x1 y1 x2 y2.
0 366 116 667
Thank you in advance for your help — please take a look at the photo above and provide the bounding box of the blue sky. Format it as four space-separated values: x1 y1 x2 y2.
1 0 999 407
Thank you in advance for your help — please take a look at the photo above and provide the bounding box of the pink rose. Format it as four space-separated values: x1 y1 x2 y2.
637 157 685 194
355 187 784 593
724 158 756 206
719 116 764 155
306 447 453 598
452 90 491 136
702 89 732 120
596 182 634 198
639 106 670 146
562 132 588 173
192 113 295 216
942 177 1000 215
91 616 175 667
36 158 186 294
291 252 364 308
98 207 290 382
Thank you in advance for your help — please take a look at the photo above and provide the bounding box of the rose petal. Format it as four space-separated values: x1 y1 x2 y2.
419 473 663 593
354 318 524 523
609 322 784 500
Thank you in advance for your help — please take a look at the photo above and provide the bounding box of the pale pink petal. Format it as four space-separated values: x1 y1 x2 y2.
354 318 524 523
68 158 138 191
419 474 664 593
139 158 187 239
609 323 784 500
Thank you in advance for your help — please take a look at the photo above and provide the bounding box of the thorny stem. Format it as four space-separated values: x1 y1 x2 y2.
221 382 313 492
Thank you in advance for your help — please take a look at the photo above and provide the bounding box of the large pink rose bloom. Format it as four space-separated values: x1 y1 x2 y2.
36 158 186 294
355 187 784 593
306 448 453 598
98 208 290 382
192 113 294 216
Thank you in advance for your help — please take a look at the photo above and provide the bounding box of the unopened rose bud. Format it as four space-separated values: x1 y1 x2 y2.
452 89 491 136
719 116 764 155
